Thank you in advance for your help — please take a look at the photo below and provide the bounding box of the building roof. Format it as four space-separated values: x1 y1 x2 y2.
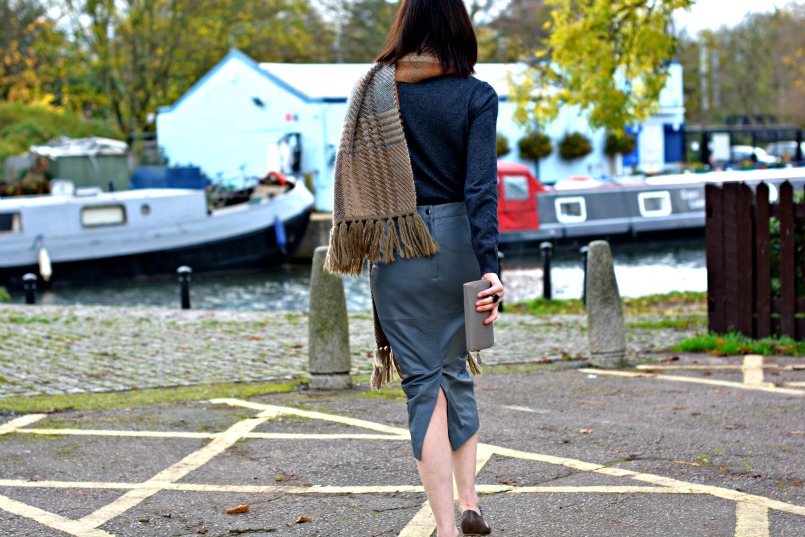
258 62 520 101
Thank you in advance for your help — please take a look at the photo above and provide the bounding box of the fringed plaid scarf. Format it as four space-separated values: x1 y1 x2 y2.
325 54 481 389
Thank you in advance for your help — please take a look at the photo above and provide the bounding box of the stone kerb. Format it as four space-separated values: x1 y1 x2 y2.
585 240 627 368
308 246 352 389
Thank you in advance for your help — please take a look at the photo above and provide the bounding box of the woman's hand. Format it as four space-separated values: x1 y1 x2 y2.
475 272 503 325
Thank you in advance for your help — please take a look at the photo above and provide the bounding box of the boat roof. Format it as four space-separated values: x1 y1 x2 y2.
0 189 200 210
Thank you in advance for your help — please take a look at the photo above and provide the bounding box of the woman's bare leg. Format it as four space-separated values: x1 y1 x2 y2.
452 432 480 514
416 388 459 537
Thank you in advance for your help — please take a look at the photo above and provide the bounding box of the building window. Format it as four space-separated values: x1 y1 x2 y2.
555 197 587 224
0 212 22 234
638 191 672 217
81 205 127 227
502 175 530 201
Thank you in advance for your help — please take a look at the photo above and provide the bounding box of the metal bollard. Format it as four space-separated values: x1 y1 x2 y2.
177 266 192 310
580 246 589 305
22 273 37 305
497 251 505 312
540 242 553 300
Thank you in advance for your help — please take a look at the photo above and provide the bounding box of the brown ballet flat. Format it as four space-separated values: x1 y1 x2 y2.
461 508 491 535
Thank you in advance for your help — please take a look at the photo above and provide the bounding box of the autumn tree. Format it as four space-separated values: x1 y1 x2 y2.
55 0 334 139
511 0 694 132
0 0 66 102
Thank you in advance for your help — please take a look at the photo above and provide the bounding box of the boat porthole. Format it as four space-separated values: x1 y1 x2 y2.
141 204 151 216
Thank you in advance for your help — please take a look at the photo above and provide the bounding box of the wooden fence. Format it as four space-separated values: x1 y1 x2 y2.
706 181 804 339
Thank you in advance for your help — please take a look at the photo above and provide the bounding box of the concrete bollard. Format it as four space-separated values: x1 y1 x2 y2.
308 246 352 390
585 241 627 369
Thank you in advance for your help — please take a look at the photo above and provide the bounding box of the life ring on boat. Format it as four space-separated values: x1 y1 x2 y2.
265 171 288 186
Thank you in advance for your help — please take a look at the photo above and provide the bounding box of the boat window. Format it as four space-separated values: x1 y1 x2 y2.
0 212 22 234
502 175 530 201
554 197 587 224
638 191 672 217
81 205 127 227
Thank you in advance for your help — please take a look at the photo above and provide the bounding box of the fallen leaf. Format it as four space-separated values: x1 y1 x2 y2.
725 424 746 430
718 466 730 472
579 429 592 434
292 343 303 349
790 431 805 435
295 515 314 523
661 355 680 362
226 504 250 515
669 405 688 411
713 389 730 395
673 460 702 467
197 525 208 534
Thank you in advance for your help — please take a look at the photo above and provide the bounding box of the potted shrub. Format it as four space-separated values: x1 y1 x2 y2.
604 130 636 176
558 132 593 160
518 131 552 179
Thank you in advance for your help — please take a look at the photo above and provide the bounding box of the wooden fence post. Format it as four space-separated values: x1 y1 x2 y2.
706 184 726 334
754 183 772 338
779 181 796 338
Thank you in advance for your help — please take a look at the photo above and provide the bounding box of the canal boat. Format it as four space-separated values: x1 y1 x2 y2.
497 161 805 246
0 177 314 288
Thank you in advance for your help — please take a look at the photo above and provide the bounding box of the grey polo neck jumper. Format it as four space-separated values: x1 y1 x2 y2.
397 74 500 276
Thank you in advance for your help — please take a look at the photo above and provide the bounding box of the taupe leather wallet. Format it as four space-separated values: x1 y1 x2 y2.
463 280 495 352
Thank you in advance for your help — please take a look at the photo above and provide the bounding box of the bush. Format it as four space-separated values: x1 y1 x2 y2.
0 287 10 303
558 132 593 160
518 131 552 160
604 131 637 156
496 134 511 158
0 102 122 168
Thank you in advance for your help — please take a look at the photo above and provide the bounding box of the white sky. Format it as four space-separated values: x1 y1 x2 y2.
673 0 792 35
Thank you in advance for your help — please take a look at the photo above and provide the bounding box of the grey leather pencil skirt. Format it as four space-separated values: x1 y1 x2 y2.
371 201 481 460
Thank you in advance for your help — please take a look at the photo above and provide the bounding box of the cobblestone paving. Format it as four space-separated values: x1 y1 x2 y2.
0 305 701 398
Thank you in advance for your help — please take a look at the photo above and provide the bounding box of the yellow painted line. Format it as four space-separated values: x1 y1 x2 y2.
579 369 805 396
624 472 805 517
79 412 273 528
735 502 770 537
0 492 114 537
15 429 403 441
477 444 496 475
397 501 435 537
488 444 604 472
509 486 692 494
212 397 411 437
742 355 768 387
0 414 46 434
19 428 215 439
636 365 743 371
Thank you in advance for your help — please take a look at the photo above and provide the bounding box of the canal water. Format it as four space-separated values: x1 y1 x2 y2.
12 237 707 311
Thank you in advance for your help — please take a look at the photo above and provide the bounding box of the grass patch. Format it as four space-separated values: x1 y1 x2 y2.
626 317 707 330
509 291 706 317
508 297 585 316
671 332 805 356
3 314 53 324
0 379 302 414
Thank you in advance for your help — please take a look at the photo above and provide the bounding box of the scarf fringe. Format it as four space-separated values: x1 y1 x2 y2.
324 212 439 276
467 352 483 376
371 346 403 390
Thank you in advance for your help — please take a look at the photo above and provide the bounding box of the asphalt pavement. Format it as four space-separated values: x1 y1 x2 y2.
0 354 804 536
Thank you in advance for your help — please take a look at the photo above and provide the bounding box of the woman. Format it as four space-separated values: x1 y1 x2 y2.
324 1 502 535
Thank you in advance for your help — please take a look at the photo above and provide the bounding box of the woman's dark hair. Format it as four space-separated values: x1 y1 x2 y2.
375 0 477 77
